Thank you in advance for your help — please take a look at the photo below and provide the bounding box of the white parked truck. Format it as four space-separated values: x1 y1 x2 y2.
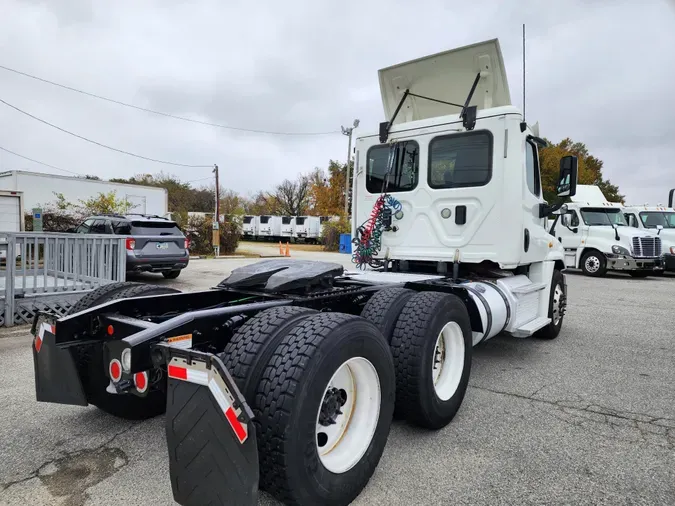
30 39 578 506
550 185 664 277
280 216 296 240
622 191 675 273
294 215 321 242
242 215 259 239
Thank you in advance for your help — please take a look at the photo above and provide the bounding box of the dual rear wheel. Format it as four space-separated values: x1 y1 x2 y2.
222 288 472 506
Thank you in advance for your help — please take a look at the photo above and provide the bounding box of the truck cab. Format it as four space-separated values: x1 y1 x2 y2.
550 186 663 277
622 195 675 272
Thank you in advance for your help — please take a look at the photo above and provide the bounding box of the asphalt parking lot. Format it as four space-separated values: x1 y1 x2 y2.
1 248 674 506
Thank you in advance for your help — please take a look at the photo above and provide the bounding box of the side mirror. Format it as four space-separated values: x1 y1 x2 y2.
669 189 674 208
557 155 578 198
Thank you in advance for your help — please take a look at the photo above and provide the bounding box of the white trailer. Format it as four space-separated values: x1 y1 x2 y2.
242 215 259 239
0 170 169 217
280 216 296 240
294 216 321 242
622 191 675 272
551 185 664 277
257 215 281 240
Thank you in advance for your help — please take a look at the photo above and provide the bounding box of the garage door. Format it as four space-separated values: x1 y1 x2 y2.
0 195 20 232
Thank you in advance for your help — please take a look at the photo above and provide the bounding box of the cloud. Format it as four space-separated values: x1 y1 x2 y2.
0 0 673 205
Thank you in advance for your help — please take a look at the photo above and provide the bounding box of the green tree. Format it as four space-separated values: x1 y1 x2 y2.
538 138 624 204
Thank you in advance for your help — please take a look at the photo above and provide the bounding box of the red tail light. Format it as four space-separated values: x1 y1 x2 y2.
125 238 136 250
184 238 190 250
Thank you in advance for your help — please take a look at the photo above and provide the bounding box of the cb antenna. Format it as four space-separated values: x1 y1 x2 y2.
522 23 526 122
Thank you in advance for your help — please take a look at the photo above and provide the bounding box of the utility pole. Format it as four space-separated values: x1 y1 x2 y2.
213 163 220 256
341 119 360 217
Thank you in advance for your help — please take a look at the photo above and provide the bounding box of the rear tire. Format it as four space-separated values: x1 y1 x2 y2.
66 281 141 316
74 284 181 420
256 313 395 506
220 306 317 403
360 287 415 343
391 291 472 429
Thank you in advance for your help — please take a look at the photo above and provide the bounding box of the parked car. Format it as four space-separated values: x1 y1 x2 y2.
69 213 190 278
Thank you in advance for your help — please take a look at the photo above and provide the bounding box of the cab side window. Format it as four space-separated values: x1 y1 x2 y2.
525 140 541 197
625 213 639 228
569 211 580 227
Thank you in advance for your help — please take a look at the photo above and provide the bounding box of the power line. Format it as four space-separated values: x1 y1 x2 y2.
0 64 341 136
0 145 213 186
0 98 213 168
0 145 84 176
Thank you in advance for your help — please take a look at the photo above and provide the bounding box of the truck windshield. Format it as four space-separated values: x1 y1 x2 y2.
260 216 270 224
580 208 627 226
639 211 675 228
243 216 253 224
296 217 306 225
282 217 292 224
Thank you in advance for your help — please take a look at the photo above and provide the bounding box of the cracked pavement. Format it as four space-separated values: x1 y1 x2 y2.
1 259 674 505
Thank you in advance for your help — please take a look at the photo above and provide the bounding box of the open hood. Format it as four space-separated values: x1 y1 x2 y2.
378 39 512 124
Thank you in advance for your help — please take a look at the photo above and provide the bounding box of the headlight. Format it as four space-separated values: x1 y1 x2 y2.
670 246 675 255
612 245 630 255
121 348 132 373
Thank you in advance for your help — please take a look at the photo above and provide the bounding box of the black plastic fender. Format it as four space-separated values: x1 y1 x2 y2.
160 345 259 506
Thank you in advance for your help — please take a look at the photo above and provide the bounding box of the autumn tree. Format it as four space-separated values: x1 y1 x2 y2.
538 138 624 204
308 160 352 217
273 176 311 216
243 190 281 215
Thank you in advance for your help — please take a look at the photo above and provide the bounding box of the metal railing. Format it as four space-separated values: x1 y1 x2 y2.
1 232 127 326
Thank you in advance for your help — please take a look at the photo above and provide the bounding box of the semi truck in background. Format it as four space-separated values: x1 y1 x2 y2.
622 189 675 272
549 185 663 277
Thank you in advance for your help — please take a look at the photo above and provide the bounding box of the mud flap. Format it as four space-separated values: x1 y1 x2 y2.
160 345 259 506
32 314 88 406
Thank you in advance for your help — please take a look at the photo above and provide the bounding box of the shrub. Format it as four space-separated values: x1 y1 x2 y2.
321 217 350 252
24 211 81 232
219 219 241 255
182 215 241 256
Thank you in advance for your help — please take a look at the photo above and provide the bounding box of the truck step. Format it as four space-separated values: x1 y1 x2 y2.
510 282 547 295
511 316 551 338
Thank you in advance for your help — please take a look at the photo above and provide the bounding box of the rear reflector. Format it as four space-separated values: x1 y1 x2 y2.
109 359 122 382
134 371 149 393
168 363 248 443
34 322 55 353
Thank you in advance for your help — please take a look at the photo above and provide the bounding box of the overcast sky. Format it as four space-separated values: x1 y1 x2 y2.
1 0 674 205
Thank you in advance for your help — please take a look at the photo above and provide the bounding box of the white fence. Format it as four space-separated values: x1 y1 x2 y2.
0 232 127 327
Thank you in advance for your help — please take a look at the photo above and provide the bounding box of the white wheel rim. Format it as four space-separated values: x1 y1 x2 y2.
432 322 465 401
315 357 381 474
584 256 600 273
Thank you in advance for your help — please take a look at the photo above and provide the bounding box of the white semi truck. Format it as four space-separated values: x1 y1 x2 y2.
622 190 675 272
550 185 663 277
31 39 579 506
